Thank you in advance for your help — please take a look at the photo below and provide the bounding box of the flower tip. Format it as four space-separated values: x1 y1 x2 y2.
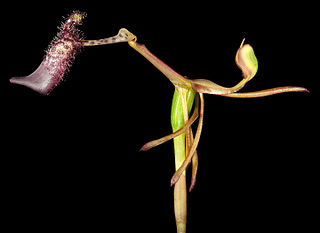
301 87 310 93
240 38 245 48
139 145 147 152
286 86 310 94
10 61 55 95
188 178 197 192
170 175 179 187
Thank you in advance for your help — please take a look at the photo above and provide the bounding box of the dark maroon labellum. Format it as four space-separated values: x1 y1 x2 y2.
10 11 85 95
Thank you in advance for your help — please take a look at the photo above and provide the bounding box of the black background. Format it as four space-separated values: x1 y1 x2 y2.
1 1 317 232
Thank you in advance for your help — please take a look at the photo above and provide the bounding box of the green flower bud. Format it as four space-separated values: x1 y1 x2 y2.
235 41 258 81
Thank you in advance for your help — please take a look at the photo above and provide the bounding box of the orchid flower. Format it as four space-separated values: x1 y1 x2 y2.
81 28 308 232
126 34 308 233
10 12 309 233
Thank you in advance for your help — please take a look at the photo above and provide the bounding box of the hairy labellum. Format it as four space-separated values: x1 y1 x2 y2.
10 11 86 95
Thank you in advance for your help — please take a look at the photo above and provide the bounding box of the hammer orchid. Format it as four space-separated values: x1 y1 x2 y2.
10 12 309 233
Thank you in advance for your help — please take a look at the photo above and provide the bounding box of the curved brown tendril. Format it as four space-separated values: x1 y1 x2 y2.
222 86 309 98
171 93 204 186
140 94 200 151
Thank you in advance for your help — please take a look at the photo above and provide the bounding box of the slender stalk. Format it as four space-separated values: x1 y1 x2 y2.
173 139 187 233
81 28 136 46
128 41 191 89
171 89 195 233
171 93 204 186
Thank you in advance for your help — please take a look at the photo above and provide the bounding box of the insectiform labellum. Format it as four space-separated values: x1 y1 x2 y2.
10 11 86 95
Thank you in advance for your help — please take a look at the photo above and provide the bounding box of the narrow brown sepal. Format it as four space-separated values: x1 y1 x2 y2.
139 98 199 151
171 93 205 186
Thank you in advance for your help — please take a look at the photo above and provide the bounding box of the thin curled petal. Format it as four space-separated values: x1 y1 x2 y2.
190 78 248 95
185 126 198 192
181 95 199 192
222 86 309 98
190 40 258 95
171 93 204 186
189 152 198 192
140 94 199 151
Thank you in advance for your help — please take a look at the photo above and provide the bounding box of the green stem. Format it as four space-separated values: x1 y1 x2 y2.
171 89 195 233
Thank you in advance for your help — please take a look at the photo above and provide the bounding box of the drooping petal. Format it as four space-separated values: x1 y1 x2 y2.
140 93 199 151
189 152 198 192
183 116 199 192
190 78 248 95
171 93 204 186
139 112 198 151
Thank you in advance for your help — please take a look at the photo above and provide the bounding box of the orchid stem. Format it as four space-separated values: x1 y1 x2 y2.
127 35 197 232
171 89 195 233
